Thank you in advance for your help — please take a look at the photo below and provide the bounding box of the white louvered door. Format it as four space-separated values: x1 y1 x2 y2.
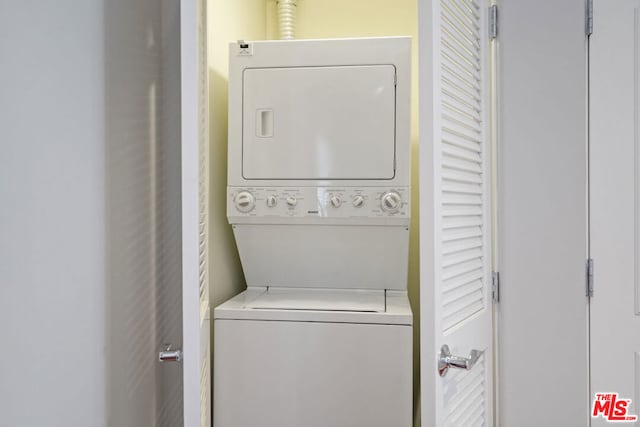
181 0 211 425
420 0 494 425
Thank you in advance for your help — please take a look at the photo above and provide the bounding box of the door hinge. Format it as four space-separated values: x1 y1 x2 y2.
492 271 500 303
587 258 594 297
586 0 593 36
489 5 498 40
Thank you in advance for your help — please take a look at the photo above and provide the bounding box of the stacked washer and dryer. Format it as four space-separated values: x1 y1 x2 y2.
214 37 413 427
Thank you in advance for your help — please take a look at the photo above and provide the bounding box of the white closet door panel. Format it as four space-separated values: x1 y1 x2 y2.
181 0 210 425
497 1 588 425
420 0 493 425
591 1 640 425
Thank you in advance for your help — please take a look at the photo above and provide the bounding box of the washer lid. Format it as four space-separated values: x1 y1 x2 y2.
244 287 385 312
214 288 412 325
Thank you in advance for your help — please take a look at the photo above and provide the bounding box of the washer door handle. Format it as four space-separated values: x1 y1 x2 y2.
438 344 483 377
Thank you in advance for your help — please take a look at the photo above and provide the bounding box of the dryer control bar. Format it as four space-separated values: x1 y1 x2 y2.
227 186 410 225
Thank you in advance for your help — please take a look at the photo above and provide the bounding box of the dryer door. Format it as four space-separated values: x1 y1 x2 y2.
242 65 397 180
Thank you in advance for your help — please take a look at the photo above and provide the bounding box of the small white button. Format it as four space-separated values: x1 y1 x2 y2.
286 195 297 207
266 195 278 208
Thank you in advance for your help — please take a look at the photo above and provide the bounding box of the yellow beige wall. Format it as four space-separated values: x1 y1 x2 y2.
207 0 267 307
266 1 420 423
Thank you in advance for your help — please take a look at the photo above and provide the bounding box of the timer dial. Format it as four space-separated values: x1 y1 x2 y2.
235 191 255 213
381 191 402 213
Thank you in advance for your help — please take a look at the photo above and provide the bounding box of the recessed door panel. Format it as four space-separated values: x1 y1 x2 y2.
591 1 640 425
242 65 396 180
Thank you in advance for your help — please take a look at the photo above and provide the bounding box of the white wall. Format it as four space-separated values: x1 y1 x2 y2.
0 2 107 425
497 0 589 425
0 1 182 425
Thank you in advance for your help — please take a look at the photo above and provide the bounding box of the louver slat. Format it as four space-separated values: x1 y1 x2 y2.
440 0 485 335
434 0 488 424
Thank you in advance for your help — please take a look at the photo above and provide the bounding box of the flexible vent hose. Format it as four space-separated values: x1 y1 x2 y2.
277 0 297 40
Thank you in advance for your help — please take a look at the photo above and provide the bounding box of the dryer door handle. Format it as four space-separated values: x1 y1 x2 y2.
256 109 274 138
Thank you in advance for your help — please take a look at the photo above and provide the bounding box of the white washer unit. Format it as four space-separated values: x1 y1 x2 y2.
215 37 412 427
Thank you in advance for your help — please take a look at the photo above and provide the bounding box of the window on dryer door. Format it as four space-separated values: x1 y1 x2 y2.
241 64 397 180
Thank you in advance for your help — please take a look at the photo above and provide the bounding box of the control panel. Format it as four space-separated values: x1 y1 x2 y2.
228 187 410 219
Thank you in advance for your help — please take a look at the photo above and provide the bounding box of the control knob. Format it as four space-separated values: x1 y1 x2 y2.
234 191 255 213
381 191 402 213
329 194 342 208
286 195 298 207
266 195 278 208
352 195 365 208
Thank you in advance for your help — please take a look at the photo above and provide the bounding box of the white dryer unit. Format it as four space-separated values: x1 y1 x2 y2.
215 37 412 427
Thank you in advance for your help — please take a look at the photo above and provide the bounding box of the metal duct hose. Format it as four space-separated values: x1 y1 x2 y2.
277 0 297 40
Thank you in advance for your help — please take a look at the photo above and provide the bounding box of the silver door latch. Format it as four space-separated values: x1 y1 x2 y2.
438 344 483 377
158 344 182 363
